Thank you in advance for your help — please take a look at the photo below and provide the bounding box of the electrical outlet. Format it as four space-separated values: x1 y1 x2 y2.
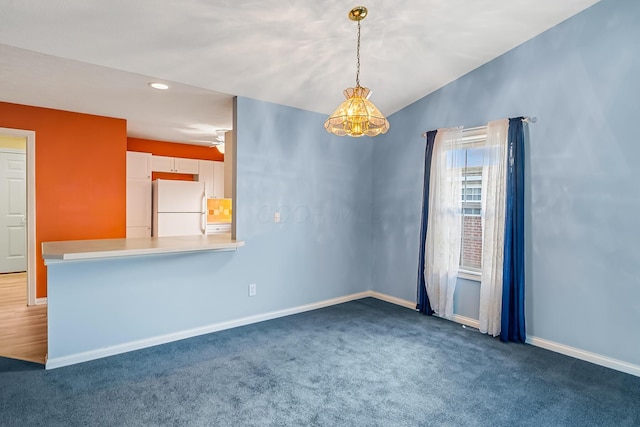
274 212 281 223
249 283 257 297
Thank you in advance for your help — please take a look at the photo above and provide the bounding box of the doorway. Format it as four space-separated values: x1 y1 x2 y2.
0 145 26 273
0 128 36 306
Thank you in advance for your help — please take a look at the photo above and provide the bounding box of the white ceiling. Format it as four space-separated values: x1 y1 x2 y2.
0 0 600 145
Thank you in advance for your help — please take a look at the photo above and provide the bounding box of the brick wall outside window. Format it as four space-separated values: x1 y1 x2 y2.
461 215 482 269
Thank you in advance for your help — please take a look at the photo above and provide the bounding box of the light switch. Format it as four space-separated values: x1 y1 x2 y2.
274 212 280 223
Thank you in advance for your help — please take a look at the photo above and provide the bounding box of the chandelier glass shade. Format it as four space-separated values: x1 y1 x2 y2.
324 86 389 137
324 6 389 137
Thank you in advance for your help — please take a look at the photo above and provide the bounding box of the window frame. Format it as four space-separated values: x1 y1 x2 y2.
456 127 487 282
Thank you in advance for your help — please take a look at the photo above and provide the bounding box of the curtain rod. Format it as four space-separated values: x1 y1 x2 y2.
421 116 536 139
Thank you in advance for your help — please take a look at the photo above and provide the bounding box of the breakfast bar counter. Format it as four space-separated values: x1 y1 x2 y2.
42 234 244 264
43 233 246 369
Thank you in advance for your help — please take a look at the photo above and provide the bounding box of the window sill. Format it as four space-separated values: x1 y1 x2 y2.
458 270 481 282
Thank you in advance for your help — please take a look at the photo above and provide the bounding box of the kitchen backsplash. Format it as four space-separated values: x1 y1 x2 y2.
207 198 232 223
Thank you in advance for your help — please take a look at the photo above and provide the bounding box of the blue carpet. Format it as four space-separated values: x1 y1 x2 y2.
1 298 638 426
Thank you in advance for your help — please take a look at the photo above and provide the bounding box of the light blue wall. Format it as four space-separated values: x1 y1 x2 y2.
48 98 373 360
234 97 374 305
372 0 640 365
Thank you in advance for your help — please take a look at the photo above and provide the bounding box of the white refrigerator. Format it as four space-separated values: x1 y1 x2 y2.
152 179 207 237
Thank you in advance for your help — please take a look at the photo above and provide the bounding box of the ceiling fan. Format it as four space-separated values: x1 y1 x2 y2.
208 130 228 153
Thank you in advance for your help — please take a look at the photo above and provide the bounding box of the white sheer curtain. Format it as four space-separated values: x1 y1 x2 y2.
425 127 464 319
479 119 509 336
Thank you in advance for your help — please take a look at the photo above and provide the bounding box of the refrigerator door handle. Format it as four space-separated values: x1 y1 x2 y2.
201 192 207 235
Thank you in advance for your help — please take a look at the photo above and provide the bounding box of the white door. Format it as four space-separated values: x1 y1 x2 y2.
0 150 27 273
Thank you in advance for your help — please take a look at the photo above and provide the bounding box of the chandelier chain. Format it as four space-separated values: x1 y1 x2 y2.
356 19 361 87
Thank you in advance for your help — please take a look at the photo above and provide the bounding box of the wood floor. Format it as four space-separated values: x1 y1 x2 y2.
0 272 47 364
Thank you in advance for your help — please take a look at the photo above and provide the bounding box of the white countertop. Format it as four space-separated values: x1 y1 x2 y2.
42 234 244 264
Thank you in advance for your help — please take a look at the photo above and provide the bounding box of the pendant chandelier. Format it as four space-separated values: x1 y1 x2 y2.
324 6 389 138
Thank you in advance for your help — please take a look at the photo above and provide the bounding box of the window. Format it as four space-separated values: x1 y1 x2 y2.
462 187 481 202
462 207 481 216
458 130 487 276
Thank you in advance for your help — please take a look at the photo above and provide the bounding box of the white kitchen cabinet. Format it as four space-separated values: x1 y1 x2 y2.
152 155 199 174
126 151 151 179
174 157 199 174
197 160 225 198
206 223 231 234
213 161 224 199
126 226 151 238
151 155 173 173
197 160 214 197
126 151 152 238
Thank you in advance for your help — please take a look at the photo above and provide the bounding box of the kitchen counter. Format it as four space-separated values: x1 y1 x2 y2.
43 233 246 369
42 234 244 264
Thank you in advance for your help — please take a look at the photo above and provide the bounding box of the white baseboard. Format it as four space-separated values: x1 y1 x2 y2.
449 314 480 329
35 297 47 305
527 335 640 377
45 290 640 378
45 291 371 369
368 291 416 310
367 291 481 330
367 292 480 330
368 291 640 378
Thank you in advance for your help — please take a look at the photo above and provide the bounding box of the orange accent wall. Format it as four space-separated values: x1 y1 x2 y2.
127 137 224 161
0 101 127 298
152 172 194 181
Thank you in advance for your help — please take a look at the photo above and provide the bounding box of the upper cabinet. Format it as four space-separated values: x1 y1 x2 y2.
197 160 224 198
151 156 199 174
127 151 151 180
174 157 199 174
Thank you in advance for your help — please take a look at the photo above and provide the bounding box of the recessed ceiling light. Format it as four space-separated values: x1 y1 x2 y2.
149 82 169 90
